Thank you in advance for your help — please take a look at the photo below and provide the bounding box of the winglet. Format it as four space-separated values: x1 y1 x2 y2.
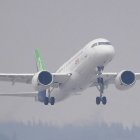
35 49 47 71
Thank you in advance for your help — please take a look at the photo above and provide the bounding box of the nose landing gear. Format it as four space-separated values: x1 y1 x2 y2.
96 66 107 105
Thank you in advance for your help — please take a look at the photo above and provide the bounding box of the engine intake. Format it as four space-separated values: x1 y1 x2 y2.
115 70 136 90
32 71 53 91
121 71 135 86
38 71 53 85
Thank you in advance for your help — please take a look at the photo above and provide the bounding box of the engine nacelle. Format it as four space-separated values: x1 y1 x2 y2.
115 70 136 90
32 71 53 91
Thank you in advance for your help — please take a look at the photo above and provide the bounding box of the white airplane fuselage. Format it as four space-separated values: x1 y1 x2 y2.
0 38 140 106
50 39 115 102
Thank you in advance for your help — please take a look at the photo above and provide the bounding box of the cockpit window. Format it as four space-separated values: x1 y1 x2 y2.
98 42 111 45
91 43 98 48
91 42 111 48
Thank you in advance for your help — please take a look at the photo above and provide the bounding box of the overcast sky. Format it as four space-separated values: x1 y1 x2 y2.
0 0 140 128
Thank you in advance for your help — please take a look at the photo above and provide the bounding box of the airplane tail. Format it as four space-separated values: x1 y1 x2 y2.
35 48 47 71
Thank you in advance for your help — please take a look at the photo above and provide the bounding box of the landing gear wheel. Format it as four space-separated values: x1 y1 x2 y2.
102 96 107 105
44 97 49 105
50 97 55 105
96 97 101 105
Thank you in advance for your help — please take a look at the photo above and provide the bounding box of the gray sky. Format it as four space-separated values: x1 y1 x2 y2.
0 0 140 128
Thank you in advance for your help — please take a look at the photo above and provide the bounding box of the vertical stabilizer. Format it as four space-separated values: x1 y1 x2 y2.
35 49 47 71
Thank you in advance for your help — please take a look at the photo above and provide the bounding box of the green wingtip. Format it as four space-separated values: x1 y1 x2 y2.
35 48 47 71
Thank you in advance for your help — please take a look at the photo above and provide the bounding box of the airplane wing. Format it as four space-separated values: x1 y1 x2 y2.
90 72 140 87
101 73 140 84
0 48 71 85
0 92 38 97
101 73 118 84
0 73 71 85
0 73 34 84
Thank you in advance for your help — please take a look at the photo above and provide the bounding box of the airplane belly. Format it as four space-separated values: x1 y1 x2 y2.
74 57 97 89
51 88 71 102
50 74 85 103
59 69 97 95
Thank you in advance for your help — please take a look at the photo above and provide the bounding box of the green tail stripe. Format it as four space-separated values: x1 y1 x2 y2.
35 48 47 71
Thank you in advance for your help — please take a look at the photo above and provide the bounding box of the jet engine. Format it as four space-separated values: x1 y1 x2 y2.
32 71 53 91
115 70 136 90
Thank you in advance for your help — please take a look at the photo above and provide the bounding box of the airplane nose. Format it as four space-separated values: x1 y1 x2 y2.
95 45 115 62
104 45 115 58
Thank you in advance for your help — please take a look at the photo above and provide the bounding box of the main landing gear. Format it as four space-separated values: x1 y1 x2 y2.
44 89 55 105
96 66 107 105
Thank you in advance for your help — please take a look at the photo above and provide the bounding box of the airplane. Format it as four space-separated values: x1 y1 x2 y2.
0 38 140 105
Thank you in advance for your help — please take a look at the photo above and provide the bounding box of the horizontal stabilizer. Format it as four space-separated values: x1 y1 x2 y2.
0 92 38 97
